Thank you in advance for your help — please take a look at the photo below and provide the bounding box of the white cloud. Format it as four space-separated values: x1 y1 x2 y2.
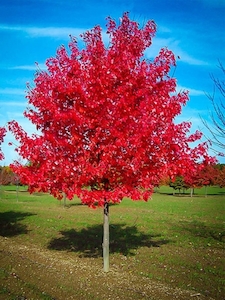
0 101 26 107
176 114 204 131
0 24 88 40
0 23 208 66
6 111 25 119
174 50 209 66
0 88 25 96
26 26 86 39
0 115 38 166
146 37 209 66
10 63 47 71
176 85 205 96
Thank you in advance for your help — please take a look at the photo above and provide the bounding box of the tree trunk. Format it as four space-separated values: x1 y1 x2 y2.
205 185 208 197
63 192 66 207
103 200 109 272
190 188 193 197
16 184 19 202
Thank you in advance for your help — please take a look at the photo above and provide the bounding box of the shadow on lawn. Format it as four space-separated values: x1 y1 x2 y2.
180 220 225 243
218 191 225 195
48 224 170 257
0 211 35 237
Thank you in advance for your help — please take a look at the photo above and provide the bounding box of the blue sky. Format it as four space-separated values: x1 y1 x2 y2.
0 0 225 165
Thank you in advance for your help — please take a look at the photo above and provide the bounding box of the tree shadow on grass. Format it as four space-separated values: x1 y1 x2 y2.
60 202 84 207
218 191 225 195
48 224 170 257
179 220 225 243
0 211 35 237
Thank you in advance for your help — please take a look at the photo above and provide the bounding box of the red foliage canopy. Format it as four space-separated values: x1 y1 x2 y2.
9 13 213 207
0 127 6 161
216 166 225 187
184 162 218 189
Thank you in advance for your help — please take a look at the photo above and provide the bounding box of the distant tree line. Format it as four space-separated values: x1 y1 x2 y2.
0 166 21 186
160 163 225 196
1 163 224 193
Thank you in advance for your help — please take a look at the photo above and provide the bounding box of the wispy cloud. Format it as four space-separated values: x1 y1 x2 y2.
176 85 205 96
6 111 25 119
146 37 209 66
9 63 47 71
0 101 26 107
174 50 209 66
0 88 25 96
0 24 87 39
0 23 209 66
175 108 207 138
26 26 86 39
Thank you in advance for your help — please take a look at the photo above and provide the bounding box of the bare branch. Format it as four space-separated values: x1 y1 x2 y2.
201 62 225 152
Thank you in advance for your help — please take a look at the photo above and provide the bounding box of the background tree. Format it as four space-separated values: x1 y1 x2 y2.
183 163 202 197
9 13 214 272
0 166 21 200
183 161 217 197
0 166 14 185
202 62 225 152
169 176 188 195
215 164 225 188
195 163 219 197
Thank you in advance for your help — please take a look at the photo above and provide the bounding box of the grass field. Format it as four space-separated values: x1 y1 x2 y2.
0 185 224 299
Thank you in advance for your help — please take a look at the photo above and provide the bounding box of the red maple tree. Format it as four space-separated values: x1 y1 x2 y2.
183 161 218 196
0 127 6 161
215 165 225 188
8 13 214 271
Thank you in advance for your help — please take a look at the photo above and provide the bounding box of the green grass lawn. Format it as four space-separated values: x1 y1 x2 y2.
0 185 224 299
